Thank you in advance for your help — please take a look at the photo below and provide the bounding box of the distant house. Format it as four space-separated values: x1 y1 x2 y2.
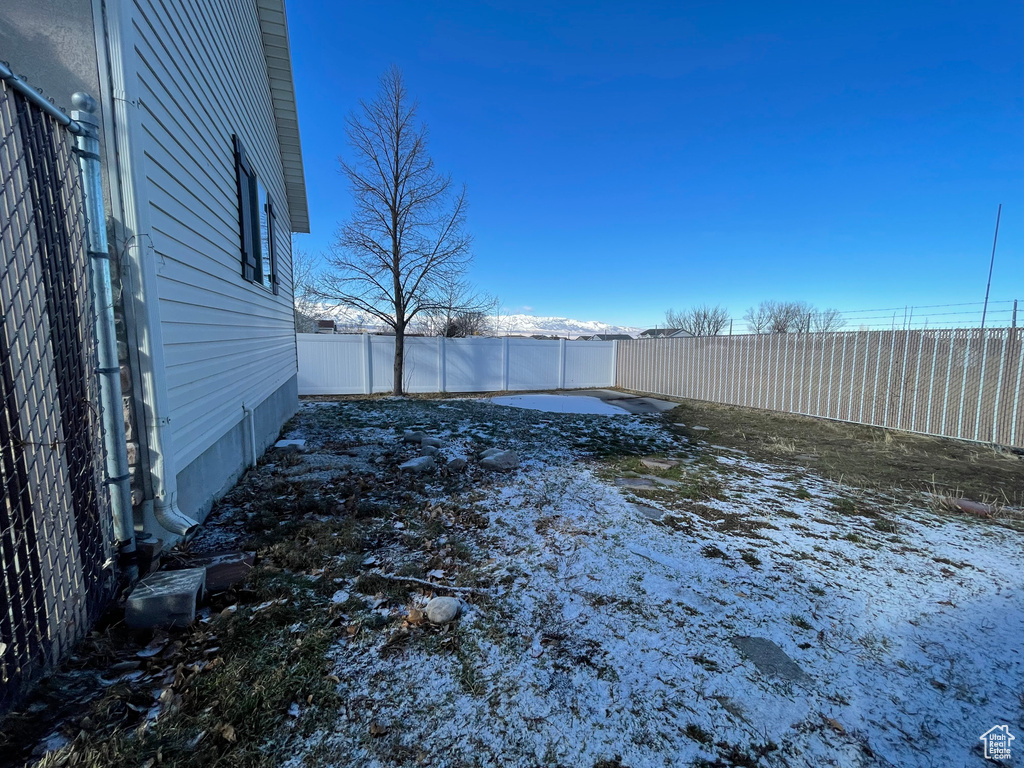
639 328 694 339
2 0 308 537
317 319 338 334
590 333 633 341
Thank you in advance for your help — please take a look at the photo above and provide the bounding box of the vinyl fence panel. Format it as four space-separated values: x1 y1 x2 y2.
297 335 616 396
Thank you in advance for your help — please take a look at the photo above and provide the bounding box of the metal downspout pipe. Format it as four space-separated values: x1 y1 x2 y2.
70 93 136 576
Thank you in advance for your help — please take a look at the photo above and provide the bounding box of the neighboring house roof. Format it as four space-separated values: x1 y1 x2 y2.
639 328 693 338
256 0 309 233
594 334 633 341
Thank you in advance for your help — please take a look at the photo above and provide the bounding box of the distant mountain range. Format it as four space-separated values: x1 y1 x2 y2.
318 307 641 338
491 314 641 338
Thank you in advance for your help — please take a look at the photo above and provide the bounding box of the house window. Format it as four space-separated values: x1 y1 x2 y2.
233 135 277 294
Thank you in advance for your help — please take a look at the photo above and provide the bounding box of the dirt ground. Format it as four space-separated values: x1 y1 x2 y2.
3 393 1022 768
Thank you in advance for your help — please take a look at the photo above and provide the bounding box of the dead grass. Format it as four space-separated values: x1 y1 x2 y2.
639 395 1023 505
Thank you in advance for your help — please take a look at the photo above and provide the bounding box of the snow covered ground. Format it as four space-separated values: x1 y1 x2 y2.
283 397 1024 768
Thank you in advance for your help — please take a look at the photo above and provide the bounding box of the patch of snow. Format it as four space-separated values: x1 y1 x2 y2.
489 394 631 415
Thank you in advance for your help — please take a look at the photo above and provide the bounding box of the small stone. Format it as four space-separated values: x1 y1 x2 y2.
479 447 503 459
447 457 467 471
614 477 656 489
641 457 679 471
691 426 710 432
399 456 434 472
480 450 519 471
421 437 445 449
634 504 664 520
402 431 427 444
424 596 462 624
731 635 811 686
421 445 439 457
951 498 994 517
274 439 306 454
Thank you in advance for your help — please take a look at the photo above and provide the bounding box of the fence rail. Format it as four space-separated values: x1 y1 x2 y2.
1 79 116 709
298 334 616 395
617 328 1024 448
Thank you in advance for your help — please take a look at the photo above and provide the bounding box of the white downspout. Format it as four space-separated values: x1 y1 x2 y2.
102 0 197 539
243 404 257 469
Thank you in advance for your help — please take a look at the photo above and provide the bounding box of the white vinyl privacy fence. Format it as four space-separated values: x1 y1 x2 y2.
297 334 617 395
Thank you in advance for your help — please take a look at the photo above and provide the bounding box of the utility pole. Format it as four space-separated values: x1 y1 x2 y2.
981 203 1002 330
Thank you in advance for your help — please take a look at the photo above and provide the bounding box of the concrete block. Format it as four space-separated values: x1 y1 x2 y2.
172 551 255 592
125 568 205 628
274 439 306 452
135 537 164 576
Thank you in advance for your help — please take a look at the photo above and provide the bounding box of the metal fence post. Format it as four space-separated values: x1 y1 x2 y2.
71 94 135 575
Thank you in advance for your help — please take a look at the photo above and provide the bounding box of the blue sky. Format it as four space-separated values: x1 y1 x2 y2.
288 1 1023 329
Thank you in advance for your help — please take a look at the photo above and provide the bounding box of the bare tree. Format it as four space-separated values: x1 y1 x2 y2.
418 278 497 337
744 300 845 334
743 301 774 334
744 300 811 333
291 243 319 334
810 307 846 332
665 304 730 336
315 66 473 394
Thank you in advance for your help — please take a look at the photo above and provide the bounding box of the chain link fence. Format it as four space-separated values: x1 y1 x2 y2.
617 328 1024 448
0 77 117 710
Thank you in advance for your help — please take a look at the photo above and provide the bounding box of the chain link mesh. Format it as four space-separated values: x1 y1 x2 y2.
0 79 117 710
618 328 1024 448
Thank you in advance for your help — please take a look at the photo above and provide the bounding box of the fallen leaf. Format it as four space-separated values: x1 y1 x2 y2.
219 724 237 742
825 717 845 734
369 721 389 737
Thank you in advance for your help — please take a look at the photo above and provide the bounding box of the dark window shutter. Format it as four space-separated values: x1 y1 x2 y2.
233 134 257 281
266 196 278 295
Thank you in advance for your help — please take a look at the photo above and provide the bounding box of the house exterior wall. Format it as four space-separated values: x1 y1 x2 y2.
125 0 298 519
0 0 100 111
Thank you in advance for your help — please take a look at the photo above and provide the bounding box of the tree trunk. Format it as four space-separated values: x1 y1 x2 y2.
393 322 405 396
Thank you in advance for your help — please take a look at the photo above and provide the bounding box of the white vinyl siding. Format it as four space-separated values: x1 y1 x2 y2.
130 0 296 469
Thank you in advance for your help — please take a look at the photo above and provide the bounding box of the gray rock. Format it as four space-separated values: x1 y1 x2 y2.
641 474 680 487
274 439 306 453
447 457 468 471
421 445 439 457
641 457 679 471
480 450 519 471
402 431 427 444
479 447 504 459
424 596 462 624
634 504 665 520
421 437 445 449
399 456 434 472
614 476 656 489
691 425 710 432
731 636 811 686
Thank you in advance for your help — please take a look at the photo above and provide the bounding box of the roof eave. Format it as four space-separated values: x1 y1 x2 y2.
257 0 309 233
